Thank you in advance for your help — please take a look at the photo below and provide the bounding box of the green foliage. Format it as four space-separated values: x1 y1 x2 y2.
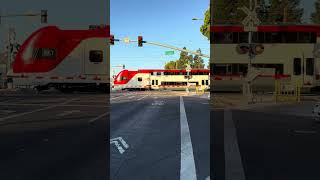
311 0 320 24
164 61 177 70
212 0 303 24
267 0 303 23
164 47 206 69
200 6 210 40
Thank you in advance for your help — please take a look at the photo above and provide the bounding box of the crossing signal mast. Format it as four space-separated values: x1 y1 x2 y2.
238 0 262 103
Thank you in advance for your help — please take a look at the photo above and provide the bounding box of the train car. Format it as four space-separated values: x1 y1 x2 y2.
7 25 110 92
211 24 320 92
113 69 210 91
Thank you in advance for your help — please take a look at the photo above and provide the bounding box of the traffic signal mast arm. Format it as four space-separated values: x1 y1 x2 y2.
131 40 210 58
0 10 48 24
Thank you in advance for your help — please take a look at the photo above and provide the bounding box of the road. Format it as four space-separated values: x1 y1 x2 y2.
213 99 320 180
0 91 108 180
110 91 210 180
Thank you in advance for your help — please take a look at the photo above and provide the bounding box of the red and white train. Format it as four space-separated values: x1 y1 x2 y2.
7 25 110 92
112 69 210 90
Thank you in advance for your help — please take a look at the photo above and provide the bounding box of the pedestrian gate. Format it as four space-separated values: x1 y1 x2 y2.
274 79 301 103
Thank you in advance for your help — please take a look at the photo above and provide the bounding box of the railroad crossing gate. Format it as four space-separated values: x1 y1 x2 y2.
274 79 301 103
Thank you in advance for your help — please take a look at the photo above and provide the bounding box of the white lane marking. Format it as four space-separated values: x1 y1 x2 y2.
152 100 165 106
180 96 197 180
137 94 149 101
110 137 129 154
224 109 245 180
57 110 81 117
88 112 108 123
0 98 77 122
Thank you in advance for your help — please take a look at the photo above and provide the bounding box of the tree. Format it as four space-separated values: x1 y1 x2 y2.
164 61 177 70
267 0 303 23
311 0 320 24
163 47 206 69
212 0 269 24
192 49 205 69
200 6 210 40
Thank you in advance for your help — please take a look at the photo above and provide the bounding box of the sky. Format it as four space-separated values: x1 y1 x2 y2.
110 0 210 75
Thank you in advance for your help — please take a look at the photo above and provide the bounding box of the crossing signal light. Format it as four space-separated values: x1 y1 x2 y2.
110 35 115 45
252 44 264 55
138 36 143 47
236 43 264 56
41 10 48 24
236 43 250 54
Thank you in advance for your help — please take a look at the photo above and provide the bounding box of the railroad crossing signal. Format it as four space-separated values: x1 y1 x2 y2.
138 36 143 47
238 0 260 32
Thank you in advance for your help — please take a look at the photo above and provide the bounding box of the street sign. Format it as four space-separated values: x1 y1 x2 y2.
165 51 174 55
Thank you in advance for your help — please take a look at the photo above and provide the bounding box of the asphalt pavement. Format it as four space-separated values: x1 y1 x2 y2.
0 92 109 180
213 98 320 180
110 91 210 180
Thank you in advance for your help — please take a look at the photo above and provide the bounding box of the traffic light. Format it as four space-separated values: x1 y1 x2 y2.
138 36 143 47
41 10 48 24
122 64 125 69
110 35 114 45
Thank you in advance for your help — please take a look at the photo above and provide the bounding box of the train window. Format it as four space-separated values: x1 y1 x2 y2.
89 50 103 63
152 80 154 85
285 32 298 43
239 32 248 43
306 58 314 75
213 64 227 75
213 32 231 44
202 80 204 85
265 32 282 43
298 32 311 43
293 58 302 75
233 32 239 43
156 72 161 76
121 76 127 80
156 80 158 85
206 80 209 85
138 77 142 82
239 64 248 76
33 48 56 59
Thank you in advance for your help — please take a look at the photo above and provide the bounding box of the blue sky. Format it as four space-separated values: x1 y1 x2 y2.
110 0 210 75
